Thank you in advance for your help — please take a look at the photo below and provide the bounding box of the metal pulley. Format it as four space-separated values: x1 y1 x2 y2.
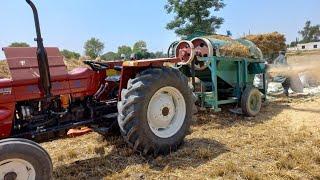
174 40 195 65
191 37 215 70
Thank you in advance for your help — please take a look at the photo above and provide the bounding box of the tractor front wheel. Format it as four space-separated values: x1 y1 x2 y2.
118 68 193 156
241 87 262 117
0 138 52 180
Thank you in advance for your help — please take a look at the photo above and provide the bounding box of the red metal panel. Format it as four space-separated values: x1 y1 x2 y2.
3 47 61 58
122 58 180 67
68 68 94 80
13 85 42 101
2 47 72 100
0 103 15 138
0 79 15 104
51 81 71 96
69 79 92 94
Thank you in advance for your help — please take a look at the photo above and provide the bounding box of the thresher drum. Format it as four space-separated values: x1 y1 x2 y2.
174 35 267 116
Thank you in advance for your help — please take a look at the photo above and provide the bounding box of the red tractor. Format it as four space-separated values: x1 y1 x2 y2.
0 0 195 179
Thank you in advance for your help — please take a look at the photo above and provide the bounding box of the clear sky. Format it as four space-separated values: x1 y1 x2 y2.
0 0 319 59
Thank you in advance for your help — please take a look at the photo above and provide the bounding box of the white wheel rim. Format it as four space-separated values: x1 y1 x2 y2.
147 86 187 138
0 158 36 180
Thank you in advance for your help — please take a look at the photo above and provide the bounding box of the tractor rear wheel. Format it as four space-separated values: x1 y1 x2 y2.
118 68 194 156
241 87 262 117
0 138 52 180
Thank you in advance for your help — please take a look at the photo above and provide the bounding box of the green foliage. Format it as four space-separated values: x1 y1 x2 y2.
156 51 166 58
9 42 30 47
151 51 166 58
132 40 151 59
117 45 132 59
298 21 320 43
165 0 225 37
289 41 298 48
60 49 80 59
101 51 119 61
84 38 104 59
99 41 166 61
133 41 147 53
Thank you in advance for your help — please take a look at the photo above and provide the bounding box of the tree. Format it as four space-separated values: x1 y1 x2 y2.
60 49 80 59
101 51 119 61
298 21 320 43
84 38 104 59
165 0 225 37
9 42 30 47
133 40 147 53
154 51 166 58
117 45 132 59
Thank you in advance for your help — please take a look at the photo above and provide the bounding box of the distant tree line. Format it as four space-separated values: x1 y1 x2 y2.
8 38 166 61
289 21 320 47
87 39 166 61
9 42 30 47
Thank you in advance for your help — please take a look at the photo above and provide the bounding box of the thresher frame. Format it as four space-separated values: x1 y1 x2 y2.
196 56 267 112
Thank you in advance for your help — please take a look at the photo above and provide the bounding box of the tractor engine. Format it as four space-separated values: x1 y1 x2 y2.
14 96 91 137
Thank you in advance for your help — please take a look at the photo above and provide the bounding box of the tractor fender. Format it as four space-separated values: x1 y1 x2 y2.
118 58 181 98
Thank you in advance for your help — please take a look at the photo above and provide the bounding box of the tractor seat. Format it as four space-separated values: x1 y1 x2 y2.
68 67 93 80
0 78 13 88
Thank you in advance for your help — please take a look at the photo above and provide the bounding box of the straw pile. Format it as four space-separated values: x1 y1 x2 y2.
64 58 86 71
204 34 233 41
219 42 251 58
203 35 252 58
0 60 10 78
244 32 286 58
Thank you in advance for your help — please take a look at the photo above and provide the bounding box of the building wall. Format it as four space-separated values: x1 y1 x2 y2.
296 42 320 51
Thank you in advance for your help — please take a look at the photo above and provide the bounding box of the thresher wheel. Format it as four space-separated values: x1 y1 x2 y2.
241 87 262 117
118 68 194 156
0 138 52 180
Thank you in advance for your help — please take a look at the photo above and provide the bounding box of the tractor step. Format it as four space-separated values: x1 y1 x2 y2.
92 127 113 135
102 113 118 120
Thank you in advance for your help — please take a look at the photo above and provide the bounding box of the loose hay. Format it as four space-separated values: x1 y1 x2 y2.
41 96 320 179
202 35 257 59
204 34 233 41
0 60 10 78
219 42 251 58
244 32 286 58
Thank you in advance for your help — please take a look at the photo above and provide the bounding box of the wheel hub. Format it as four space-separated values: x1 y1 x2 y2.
0 159 36 180
4 172 17 180
162 107 170 116
147 86 186 138
148 93 176 129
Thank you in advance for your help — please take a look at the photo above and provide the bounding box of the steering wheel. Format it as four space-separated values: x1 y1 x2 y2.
83 60 109 71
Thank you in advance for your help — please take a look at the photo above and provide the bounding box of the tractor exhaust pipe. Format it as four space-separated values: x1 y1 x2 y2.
26 0 52 101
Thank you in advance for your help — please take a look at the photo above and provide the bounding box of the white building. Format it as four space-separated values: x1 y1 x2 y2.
288 42 320 51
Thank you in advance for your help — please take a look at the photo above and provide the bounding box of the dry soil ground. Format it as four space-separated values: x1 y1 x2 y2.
41 94 320 180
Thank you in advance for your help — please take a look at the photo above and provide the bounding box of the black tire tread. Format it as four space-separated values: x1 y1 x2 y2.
0 138 53 180
118 67 195 156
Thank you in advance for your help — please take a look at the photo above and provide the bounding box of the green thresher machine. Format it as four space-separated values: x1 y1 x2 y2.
171 34 267 116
